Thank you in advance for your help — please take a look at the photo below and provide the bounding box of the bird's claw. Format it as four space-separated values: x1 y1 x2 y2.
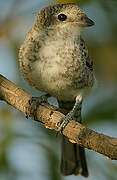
27 96 48 120
57 112 74 132
29 96 48 106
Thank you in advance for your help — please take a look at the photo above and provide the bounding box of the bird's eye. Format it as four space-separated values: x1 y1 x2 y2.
58 14 67 21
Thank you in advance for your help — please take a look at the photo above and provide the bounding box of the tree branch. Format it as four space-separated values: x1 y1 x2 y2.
0 74 117 160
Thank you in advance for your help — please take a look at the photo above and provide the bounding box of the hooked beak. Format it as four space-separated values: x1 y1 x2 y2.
77 16 95 27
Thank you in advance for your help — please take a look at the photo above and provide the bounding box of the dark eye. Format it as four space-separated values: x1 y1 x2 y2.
58 14 67 21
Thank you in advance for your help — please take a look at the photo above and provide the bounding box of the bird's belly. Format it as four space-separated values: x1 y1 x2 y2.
27 58 92 101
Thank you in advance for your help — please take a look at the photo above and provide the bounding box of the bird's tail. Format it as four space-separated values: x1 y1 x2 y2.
58 100 88 177
61 135 88 177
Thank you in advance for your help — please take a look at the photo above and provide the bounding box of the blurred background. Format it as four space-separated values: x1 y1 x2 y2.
0 0 117 180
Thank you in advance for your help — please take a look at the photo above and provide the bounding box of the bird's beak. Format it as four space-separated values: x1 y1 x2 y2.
77 16 95 27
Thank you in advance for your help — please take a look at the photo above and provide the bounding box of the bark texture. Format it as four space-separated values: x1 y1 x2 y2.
0 74 117 160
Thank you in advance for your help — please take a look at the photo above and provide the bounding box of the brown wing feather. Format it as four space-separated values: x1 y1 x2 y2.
80 37 93 71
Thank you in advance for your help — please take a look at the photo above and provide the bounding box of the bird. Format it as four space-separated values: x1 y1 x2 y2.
19 3 95 177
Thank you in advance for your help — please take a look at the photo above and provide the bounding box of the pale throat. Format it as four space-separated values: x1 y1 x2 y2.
47 24 82 41
39 24 83 61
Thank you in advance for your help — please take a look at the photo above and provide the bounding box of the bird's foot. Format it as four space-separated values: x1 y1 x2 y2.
27 94 50 120
57 111 74 132
57 95 83 132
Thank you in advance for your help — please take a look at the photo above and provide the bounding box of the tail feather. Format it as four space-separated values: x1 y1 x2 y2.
58 100 88 177
61 136 88 177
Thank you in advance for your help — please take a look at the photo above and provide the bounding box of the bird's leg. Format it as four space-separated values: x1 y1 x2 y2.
57 95 83 132
26 93 51 120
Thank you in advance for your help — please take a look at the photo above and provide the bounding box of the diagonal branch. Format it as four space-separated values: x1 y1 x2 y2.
0 74 117 160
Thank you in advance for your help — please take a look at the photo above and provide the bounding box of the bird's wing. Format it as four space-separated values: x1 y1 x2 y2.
80 36 93 71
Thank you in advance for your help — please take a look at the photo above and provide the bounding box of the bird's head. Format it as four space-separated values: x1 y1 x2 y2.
34 3 94 34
